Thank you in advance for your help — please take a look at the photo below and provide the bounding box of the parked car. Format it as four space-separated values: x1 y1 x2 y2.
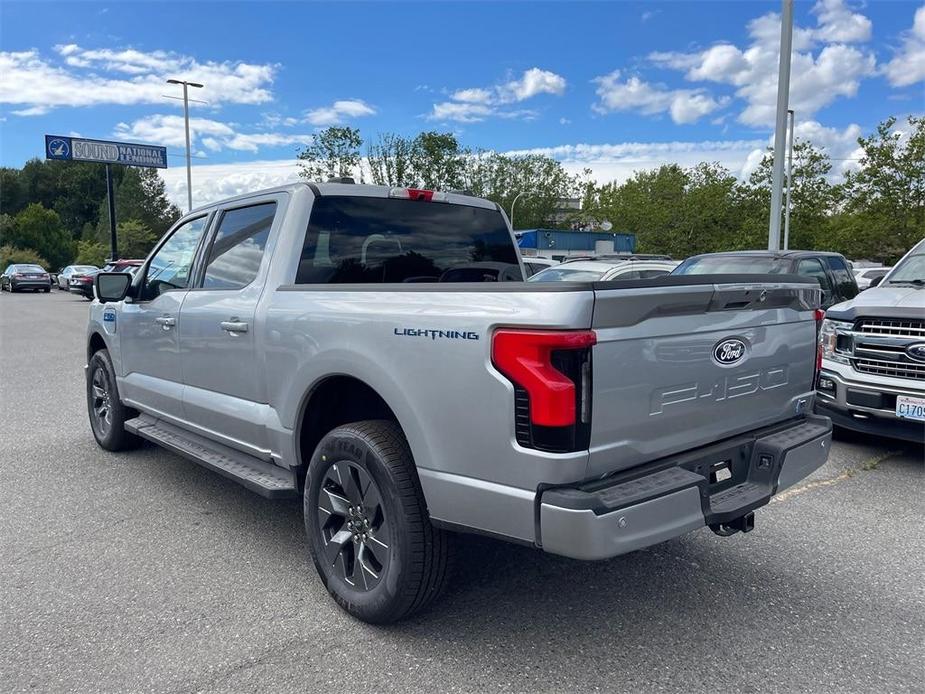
1 264 51 293
85 182 831 623
521 256 559 277
57 265 99 290
529 258 679 282
69 268 102 299
816 238 925 443
102 259 144 273
854 267 891 290
672 250 858 308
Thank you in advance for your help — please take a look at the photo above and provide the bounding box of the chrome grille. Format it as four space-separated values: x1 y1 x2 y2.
856 318 925 338
853 358 925 381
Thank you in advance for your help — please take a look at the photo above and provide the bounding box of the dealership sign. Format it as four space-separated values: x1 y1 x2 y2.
45 135 167 168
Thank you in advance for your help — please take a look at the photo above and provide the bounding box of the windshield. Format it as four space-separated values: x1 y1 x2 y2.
528 267 607 282
73 266 97 273
886 254 925 284
672 256 789 275
296 196 520 284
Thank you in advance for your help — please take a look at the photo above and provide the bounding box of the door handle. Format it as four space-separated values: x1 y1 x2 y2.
155 316 176 330
220 320 249 334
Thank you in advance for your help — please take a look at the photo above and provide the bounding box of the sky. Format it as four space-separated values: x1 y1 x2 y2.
1 1 923 208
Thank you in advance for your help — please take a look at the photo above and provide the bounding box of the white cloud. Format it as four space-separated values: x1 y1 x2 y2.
159 159 302 208
0 46 275 114
812 0 872 43
304 99 376 126
648 3 877 126
739 119 864 179
884 5 925 87
593 70 727 124
113 114 314 154
429 67 566 122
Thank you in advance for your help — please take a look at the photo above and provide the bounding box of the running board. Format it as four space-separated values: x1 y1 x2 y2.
125 414 298 498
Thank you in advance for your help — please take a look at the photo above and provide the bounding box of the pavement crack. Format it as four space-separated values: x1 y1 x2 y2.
772 449 904 503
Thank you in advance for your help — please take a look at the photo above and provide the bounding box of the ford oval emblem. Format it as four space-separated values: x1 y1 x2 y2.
713 338 747 365
905 342 925 363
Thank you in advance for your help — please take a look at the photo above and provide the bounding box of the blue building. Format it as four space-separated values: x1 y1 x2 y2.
516 229 636 259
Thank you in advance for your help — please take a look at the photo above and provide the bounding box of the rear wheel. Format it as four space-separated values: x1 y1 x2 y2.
87 349 141 451
304 420 451 623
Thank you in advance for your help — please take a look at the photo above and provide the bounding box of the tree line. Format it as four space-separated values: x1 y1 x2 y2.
0 115 920 271
298 115 923 263
0 161 181 270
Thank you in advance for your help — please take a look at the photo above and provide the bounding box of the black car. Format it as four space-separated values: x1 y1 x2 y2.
672 250 859 308
1 264 52 293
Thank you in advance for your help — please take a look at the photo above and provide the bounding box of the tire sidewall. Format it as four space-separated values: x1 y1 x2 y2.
87 350 128 450
304 425 415 622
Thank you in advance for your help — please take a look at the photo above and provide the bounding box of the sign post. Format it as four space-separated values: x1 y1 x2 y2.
44 135 168 261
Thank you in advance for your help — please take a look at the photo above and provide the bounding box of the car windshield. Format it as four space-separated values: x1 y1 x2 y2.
528 267 607 282
886 254 925 284
673 256 789 275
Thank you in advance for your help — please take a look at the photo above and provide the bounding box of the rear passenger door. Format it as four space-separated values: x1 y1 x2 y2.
178 198 280 457
824 255 859 302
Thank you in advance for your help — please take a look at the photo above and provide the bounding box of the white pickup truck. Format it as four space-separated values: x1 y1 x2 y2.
85 182 832 622
817 238 925 442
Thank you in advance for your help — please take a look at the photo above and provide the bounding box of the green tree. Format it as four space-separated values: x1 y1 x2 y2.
74 239 108 267
367 133 416 186
297 127 363 181
0 244 49 270
837 115 925 262
3 203 73 269
410 131 466 190
96 167 181 243
114 219 158 259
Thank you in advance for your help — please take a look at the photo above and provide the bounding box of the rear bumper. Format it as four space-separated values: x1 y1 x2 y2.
69 284 94 297
539 415 832 560
11 280 49 289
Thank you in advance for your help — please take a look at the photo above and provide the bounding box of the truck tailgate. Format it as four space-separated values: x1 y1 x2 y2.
588 277 820 477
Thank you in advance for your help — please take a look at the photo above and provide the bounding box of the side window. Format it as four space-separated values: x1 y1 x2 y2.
796 258 832 292
140 216 209 301
824 256 859 300
202 202 276 290
638 268 671 279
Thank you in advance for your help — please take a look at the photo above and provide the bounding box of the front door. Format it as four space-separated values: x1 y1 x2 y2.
178 200 278 456
795 257 836 308
118 214 210 419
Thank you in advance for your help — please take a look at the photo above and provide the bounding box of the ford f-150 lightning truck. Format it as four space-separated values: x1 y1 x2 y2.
86 182 832 622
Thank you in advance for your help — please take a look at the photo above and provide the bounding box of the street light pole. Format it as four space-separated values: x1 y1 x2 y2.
784 109 795 251
167 78 204 212
768 0 793 251
510 191 527 229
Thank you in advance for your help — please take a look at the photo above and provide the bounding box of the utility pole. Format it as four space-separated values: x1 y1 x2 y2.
768 0 793 251
784 109 794 251
166 78 204 212
105 164 118 261
510 191 527 230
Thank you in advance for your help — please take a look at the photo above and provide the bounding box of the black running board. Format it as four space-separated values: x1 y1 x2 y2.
125 414 298 498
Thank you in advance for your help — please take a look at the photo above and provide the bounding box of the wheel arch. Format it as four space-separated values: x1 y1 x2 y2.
87 331 108 362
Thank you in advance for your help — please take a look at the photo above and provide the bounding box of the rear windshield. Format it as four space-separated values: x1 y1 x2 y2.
17 265 45 273
672 255 789 275
295 196 520 284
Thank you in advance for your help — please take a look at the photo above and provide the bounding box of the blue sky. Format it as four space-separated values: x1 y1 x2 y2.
1 1 922 205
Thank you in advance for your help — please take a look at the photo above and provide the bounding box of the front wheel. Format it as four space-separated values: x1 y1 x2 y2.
86 349 141 451
304 420 451 623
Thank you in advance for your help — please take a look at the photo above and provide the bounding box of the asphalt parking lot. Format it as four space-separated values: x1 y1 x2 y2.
1 289 922 693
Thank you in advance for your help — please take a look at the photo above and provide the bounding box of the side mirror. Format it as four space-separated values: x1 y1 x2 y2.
95 272 132 303
869 275 883 288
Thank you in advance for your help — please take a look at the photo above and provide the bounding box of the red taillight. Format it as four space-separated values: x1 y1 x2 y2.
407 188 434 201
492 329 596 427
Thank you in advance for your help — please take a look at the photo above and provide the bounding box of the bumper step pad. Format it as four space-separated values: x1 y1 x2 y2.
125 414 297 498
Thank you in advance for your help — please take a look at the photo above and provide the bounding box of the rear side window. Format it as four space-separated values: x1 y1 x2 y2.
203 202 275 289
295 196 520 284
824 255 858 299
796 258 832 291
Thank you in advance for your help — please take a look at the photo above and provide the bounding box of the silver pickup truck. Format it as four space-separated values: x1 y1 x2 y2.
86 182 831 622
817 237 925 442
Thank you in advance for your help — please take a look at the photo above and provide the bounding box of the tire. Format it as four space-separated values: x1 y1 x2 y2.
304 420 451 623
43 287 50 293
86 349 141 451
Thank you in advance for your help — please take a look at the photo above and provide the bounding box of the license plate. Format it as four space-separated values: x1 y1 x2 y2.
896 395 925 422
